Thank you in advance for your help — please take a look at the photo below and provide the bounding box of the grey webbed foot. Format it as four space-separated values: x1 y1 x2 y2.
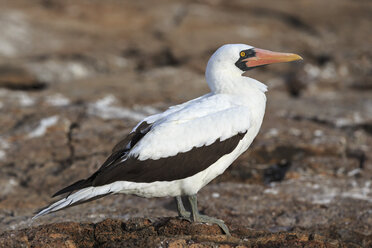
187 194 231 236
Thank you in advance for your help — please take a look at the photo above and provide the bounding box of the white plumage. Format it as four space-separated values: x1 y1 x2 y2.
131 94 253 160
34 44 302 229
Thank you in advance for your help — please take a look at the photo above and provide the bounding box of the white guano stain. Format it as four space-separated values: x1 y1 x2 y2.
17 93 35 107
0 137 10 160
3 178 18 194
0 90 34 107
45 93 70 107
309 181 372 205
212 192 220 198
28 115 59 138
0 11 30 57
264 188 279 195
341 181 372 202
88 95 160 121
27 60 90 83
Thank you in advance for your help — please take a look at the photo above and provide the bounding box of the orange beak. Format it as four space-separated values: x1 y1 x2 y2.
243 48 303 68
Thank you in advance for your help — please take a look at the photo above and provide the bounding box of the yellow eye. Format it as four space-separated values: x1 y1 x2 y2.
240 51 246 57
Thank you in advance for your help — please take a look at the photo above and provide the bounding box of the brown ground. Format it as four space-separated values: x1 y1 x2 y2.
0 0 371 247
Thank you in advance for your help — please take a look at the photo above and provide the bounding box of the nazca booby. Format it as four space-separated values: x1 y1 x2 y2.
34 44 302 235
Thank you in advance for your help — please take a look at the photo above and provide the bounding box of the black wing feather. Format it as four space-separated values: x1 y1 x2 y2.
53 120 246 197
52 121 153 197
91 131 247 186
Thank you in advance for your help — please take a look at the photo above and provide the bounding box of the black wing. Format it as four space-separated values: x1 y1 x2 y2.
52 121 153 197
53 121 246 197
90 131 247 186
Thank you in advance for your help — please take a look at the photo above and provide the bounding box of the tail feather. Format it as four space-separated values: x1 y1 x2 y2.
52 179 90 197
33 186 113 219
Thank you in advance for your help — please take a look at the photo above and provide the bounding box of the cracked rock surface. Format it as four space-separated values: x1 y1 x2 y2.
0 218 345 247
0 0 371 247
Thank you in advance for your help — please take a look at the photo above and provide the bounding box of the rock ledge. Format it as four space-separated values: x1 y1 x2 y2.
0 217 344 247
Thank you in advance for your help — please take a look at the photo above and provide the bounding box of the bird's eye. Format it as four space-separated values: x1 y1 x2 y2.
240 51 246 57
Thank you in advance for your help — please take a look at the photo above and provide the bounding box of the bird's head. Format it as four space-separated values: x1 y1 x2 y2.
205 44 302 93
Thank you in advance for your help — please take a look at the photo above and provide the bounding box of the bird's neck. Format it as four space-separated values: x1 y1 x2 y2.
206 70 268 96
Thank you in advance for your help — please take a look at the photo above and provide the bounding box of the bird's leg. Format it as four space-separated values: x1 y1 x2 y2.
175 196 190 218
188 194 231 236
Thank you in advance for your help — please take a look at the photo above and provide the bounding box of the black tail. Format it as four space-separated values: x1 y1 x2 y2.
52 179 91 197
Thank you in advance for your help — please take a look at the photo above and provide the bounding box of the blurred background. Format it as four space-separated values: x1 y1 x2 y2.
0 0 371 245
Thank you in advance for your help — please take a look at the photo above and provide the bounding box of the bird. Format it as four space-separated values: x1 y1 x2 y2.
33 44 302 235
